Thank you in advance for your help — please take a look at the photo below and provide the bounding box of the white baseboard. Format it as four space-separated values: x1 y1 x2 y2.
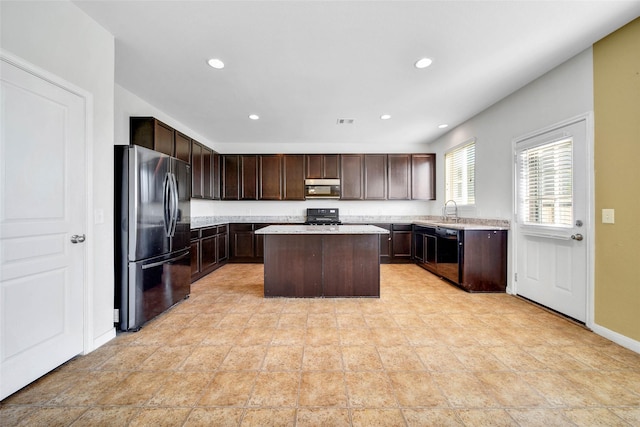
591 323 640 354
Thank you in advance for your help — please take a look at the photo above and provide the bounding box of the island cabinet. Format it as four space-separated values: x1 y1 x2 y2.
229 223 269 262
191 224 229 282
305 154 339 179
459 230 508 292
259 225 385 297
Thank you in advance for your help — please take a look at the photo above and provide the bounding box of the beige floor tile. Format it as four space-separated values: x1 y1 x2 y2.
247 372 300 407
147 371 214 406
235 327 274 346
413 345 467 372
68 406 140 427
180 345 230 371
246 312 281 328
336 313 369 329
296 408 351 426
456 409 518 426
262 345 304 371
128 408 191 427
308 312 338 328
200 327 242 345
402 408 464 426
271 328 306 345
519 371 601 407
219 345 267 371
377 345 425 371
240 408 296 426
476 371 549 407
341 345 383 371
507 408 574 427
339 328 374 345
350 408 406 427
563 407 631 426
99 371 171 406
198 371 257 406
369 327 408 346
303 345 344 371
97 345 159 371
277 312 308 328
1 370 80 405
305 327 340 345
299 371 347 407
48 371 129 406
184 408 244 427
139 345 195 371
345 372 397 408
432 372 499 408
7 406 87 427
388 371 449 407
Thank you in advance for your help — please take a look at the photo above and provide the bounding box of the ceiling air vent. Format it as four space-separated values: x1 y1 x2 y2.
336 118 355 125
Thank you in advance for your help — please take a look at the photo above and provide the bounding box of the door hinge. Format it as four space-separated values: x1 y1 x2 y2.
113 309 120 323
514 273 518 282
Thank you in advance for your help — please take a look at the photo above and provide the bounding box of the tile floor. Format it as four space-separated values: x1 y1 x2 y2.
1 264 640 426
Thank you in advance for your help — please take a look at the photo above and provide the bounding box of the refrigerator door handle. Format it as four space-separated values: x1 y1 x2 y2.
163 172 172 237
169 172 179 237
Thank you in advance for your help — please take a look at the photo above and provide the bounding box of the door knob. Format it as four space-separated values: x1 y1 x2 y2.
571 234 583 241
70 234 86 244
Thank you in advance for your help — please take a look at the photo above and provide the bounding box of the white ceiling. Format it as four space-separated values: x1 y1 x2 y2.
74 1 639 151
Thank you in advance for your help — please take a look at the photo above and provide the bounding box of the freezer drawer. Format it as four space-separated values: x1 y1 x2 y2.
120 249 190 331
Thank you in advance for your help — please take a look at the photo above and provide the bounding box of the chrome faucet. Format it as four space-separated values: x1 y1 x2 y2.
442 199 458 223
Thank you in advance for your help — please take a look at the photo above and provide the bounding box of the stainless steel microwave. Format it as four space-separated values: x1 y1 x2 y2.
304 179 341 199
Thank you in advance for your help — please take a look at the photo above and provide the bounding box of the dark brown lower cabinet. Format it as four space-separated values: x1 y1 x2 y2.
263 233 380 297
229 223 268 262
459 230 507 292
391 224 413 262
372 224 392 264
191 224 228 282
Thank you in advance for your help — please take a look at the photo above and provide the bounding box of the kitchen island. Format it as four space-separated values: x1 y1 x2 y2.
256 225 389 297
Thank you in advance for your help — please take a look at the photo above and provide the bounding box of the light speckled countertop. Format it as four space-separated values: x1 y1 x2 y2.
255 224 390 234
191 215 509 231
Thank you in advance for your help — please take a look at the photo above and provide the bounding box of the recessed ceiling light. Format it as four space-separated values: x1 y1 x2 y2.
415 57 433 69
438 124 449 129
207 58 225 69
248 114 260 120
380 114 391 120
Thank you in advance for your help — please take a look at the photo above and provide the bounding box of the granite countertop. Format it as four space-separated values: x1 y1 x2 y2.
255 224 390 235
191 215 510 231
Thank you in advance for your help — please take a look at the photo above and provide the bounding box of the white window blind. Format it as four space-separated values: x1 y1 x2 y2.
519 138 573 227
445 141 475 205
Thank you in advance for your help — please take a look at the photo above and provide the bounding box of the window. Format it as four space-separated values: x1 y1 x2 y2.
445 140 475 205
518 137 573 227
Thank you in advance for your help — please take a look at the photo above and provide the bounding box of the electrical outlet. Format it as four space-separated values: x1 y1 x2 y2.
602 208 615 224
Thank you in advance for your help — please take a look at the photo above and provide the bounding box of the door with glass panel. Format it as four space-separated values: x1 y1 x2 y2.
514 117 589 322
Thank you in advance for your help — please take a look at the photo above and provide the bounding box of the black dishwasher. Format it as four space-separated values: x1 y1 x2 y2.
436 226 459 283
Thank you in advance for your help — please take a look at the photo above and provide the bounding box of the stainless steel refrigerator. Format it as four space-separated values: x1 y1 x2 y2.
115 145 191 331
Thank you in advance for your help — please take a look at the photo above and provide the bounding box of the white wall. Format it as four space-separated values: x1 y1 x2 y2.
427 48 594 220
1 1 116 349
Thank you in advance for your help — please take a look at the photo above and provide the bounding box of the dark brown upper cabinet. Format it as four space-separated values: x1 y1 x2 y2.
222 155 240 200
283 155 305 200
191 140 218 200
340 154 364 200
259 155 284 200
364 154 387 200
411 154 436 200
222 155 258 200
387 154 411 200
174 131 191 163
305 154 339 179
130 117 175 157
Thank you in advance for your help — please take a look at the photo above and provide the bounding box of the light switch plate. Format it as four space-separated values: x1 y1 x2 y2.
602 208 615 224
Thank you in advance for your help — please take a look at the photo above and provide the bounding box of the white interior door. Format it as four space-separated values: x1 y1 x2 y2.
514 117 589 322
1 58 86 399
